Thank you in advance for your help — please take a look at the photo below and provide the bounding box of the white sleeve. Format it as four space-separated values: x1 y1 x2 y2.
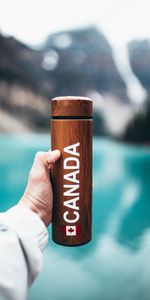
0 205 48 300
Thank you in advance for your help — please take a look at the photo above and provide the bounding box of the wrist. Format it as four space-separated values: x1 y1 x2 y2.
19 194 47 226
0 205 48 251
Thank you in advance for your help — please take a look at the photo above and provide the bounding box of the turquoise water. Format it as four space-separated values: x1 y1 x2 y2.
1 135 150 300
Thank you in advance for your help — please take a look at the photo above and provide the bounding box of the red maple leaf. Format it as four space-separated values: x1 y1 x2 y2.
68 227 74 233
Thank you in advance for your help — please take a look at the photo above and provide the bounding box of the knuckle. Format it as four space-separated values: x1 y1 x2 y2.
35 151 45 160
29 167 46 182
29 169 37 181
49 153 55 163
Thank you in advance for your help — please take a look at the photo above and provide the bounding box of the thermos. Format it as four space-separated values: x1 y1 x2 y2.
50 96 93 246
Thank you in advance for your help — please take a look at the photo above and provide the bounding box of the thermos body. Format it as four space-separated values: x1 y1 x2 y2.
51 96 93 246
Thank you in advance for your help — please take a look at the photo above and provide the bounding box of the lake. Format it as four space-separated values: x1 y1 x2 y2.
0 134 150 300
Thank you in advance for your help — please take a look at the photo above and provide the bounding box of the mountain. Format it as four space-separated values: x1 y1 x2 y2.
0 34 52 96
43 26 127 100
122 40 150 144
128 40 150 92
0 27 128 133
0 34 51 132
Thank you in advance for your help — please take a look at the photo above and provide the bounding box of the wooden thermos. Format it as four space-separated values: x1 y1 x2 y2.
50 96 93 246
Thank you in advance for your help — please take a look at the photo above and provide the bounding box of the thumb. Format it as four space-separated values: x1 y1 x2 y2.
34 149 61 166
30 149 61 178
47 149 61 165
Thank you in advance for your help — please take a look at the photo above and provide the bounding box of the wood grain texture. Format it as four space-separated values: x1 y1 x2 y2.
51 119 92 246
51 96 93 117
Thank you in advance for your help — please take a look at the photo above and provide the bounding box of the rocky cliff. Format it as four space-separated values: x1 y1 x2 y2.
43 26 127 100
0 27 128 133
128 40 150 92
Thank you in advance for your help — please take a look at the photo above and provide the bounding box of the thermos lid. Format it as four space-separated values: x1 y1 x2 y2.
51 96 93 117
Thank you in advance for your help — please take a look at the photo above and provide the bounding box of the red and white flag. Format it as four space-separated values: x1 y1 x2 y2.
62 225 81 236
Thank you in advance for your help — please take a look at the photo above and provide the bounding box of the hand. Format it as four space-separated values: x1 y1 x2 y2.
19 150 61 226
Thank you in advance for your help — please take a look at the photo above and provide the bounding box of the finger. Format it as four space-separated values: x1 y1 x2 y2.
47 150 61 164
33 150 61 169
29 150 61 180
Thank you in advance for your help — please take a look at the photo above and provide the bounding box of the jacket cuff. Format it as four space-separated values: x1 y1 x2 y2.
0 205 48 251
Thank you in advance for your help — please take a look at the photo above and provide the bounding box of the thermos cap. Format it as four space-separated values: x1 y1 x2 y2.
51 96 93 118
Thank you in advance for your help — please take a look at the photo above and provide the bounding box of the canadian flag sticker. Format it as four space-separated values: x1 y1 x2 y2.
62 225 81 236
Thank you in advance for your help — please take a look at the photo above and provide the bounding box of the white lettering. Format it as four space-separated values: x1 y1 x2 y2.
63 142 80 227
64 197 79 210
64 142 80 157
64 157 79 169
63 185 79 196
63 211 80 223
64 170 79 183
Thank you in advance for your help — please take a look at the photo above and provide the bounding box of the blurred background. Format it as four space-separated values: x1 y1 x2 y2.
0 0 150 140
1 1 150 299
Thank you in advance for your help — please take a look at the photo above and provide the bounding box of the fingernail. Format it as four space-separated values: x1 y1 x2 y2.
54 149 61 157
53 149 61 160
